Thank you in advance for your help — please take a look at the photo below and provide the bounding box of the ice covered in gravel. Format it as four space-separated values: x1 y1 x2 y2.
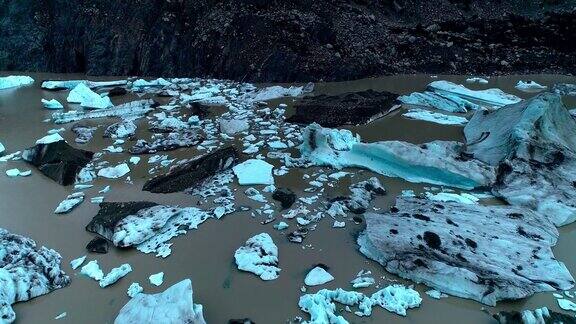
0 75 34 90
233 159 275 185
305 267 335 286
234 233 280 280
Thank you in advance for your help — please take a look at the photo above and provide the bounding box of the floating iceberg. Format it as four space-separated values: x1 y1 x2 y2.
54 192 85 214
465 77 489 84
299 285 421 323
234 233 280 280
493 307 575 324
464 93 576 226
114 279 206 324
67 83 113 109
428 80 521 108
305 267 334 286
80 260 104 281
86 202 213 257
42 79 127 90
0 228 70 323
399 91 479 113
0 75 34 90
41 99 64 109
98 163 130 179
149 272 164 286
100 264 133 288
515 80 547 92
52 99 153 124
402 108 468 125
127 283 143 298
358 197 574 306
297 123 495 190
5 168 31 177
233 159 275 185
247 85 306 102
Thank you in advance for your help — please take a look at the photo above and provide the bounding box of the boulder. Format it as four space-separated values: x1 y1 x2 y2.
86 237 109 254
143 146 239 193
287 90 398 127
358 197 574 306
22 140 94 185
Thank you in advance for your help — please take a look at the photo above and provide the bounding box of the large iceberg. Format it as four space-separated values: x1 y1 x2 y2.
0 228 70 323
42 79 127 90
297 123 495 190
114 279 206 324
67 83 113 109
464 93 576 226
0 75 34 90
358 197 574 306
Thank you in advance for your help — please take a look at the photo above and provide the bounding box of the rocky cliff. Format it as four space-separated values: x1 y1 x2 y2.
1 0 575 82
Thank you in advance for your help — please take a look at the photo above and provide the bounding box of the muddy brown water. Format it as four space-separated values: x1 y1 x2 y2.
1 72 576 323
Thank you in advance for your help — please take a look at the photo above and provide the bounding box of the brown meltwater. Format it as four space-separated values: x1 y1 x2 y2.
1 72 576 323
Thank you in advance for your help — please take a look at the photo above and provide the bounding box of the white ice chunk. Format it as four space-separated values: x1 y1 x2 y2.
0 75 34 90
67 83 113 109
70 255 87 270
127 282 143 298
149 272 165 286
54 192 85 214
234 233 280 280
515 80 547 92
98 163 130 179
5 169 31 177
80 260 104 281
305 267 335 286
233 159 274 185
100 264 133 288
403 108 468 125
36 133 64 144
41 98 64 109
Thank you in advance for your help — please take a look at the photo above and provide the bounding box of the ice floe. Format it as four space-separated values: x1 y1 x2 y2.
114 279 206 324
67 83 113 109
100 264 132 288
127 283 143 298
428 80 521 108
234 233 280 280
358 197 574 306
80 260 104 281
402 108 468 125
5 168 31 177
70 255 86 270
98 163 130 179
515 80 547 92
41 98 64 109
42 79 127 90
0 75 34 90
0 228 70 323
149 272 164 286
52 99 154 124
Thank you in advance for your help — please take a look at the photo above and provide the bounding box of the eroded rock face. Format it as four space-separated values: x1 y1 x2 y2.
143 146 239 193
0 228 70 323
22 140 94 185
358 197 574 306
287 90 398 127
114 279 206 324
465 93 576 226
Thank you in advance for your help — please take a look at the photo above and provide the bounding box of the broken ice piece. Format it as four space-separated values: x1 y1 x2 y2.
233 159 274 185
91 196 105 204
273 222 289 231
54 192 85 214
426 290 448 299
41 98 64 109
54 312 67 320
149 272 165 286
234 233 280 280
100 263 133 288
305 266 334 286
332 221 345 228
127 282 144 298
5 168 31 177
70 255 87 270
350 276 375 289
515 80 547 92
97 163 130 179
129 156 141 165
80 260 104 281
0 75 34 90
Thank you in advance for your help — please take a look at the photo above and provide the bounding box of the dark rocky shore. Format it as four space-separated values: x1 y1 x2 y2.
1 0 575 82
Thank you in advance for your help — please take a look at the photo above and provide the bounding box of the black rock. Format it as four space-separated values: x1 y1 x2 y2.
286 90 399 127
85 201 158 241
272 188 296 209
143 146 239 193
22 140 94 186
86 237 109 254
108 87 128 97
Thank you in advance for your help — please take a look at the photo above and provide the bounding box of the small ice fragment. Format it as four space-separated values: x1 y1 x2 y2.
332 221 345 228
149 272 164 286
6 168 31 177
515 80 547 92
91 196 105 204
129 156 141 165
465 77 489 84
54 192 85 214
305 267 334 286
127 282 144 298
558 299 576 312
81 260 104 281
426 289 448 299
99 186 110 193
273 222 289 230
41 98 64 109
100 263 133 288
54 312 67 320
70 255 87 270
